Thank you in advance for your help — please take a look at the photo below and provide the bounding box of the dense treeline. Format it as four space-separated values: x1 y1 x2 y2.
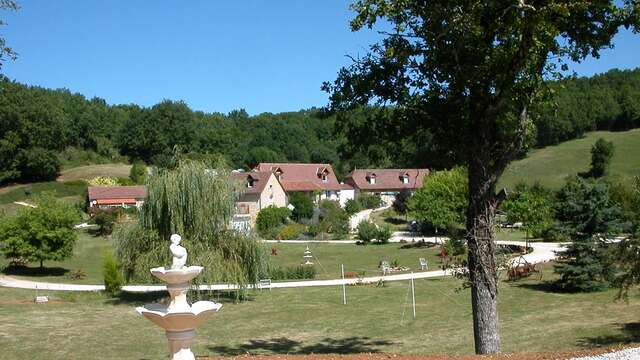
1 67 639 185
534 68 640 146
0 77 346 184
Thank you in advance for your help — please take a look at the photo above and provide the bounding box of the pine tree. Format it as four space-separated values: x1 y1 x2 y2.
554 177 621 292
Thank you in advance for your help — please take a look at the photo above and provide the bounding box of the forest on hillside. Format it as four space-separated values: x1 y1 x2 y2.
0 67 639 185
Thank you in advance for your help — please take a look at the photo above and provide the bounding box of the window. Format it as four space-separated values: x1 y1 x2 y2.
368 177 376 185
322 174 328 183
401 175 409 184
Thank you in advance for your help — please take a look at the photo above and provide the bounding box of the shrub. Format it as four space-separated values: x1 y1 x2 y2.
103 253 123 296
376 224 393 244
268 265 316 280
90 208 121 236
16 147 60 182
344 198 362 216
392 188 412 215
357 220 393 244
358 193 383 209
129 161 147 184
116 177 136 186
276 223 306 240
318 200 349 236
589 138 614 178
289 192 314 221
88 176 119 186
256 206 291 238
357 220 379 243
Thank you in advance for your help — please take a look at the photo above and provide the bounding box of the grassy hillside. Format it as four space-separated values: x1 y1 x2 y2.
499 129 640 190
58 163 132 181
0 163 133 211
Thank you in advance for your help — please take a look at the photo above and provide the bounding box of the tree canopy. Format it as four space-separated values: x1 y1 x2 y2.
1 67 640 184
589 138 615 178
554 176 622 292
0 192 80 269
114 161 268 293
409 167 468 231
323 0 639 353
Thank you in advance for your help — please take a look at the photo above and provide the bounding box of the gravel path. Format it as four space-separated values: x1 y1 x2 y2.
568 347 640 360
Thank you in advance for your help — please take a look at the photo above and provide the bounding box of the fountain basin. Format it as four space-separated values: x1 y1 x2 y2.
136 301 222 332
150 266 204 284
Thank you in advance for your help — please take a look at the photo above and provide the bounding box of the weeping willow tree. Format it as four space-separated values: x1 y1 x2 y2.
113 160 268 294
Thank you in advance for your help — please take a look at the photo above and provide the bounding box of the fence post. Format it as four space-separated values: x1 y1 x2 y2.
411 272 416 319
341 264 347 305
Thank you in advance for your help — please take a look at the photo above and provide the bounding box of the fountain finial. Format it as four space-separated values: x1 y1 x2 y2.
170 234 187 270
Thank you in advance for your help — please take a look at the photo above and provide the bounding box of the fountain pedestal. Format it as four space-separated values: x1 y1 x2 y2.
136 235 222 360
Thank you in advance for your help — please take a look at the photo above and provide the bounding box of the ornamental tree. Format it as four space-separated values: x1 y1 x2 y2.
501 184 553 248
323 0 639 353
0 192 80 270
408 167 468 231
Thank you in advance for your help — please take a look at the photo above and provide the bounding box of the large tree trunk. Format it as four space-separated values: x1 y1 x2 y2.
467 152 501 354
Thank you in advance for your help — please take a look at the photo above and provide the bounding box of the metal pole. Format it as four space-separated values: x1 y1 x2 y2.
411 273 416 319
341 264 347 305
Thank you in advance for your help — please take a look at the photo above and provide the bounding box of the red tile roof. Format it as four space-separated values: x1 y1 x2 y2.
254 163 343 192
231 171 275 194
87 186 146 201
346 169 429 191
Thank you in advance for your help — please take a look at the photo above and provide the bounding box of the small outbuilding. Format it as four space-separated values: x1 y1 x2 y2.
87 186 147 209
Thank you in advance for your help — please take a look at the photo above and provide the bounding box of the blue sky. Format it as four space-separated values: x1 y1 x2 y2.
2 1 639 115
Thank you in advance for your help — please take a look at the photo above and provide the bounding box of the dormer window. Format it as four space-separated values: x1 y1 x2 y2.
401 175 409 184
247 177 254 188
367 173 377 185
317 167 330 183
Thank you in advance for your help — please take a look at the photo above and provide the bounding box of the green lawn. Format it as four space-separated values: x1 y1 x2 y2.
0 231 111 284
0 235 442 284
370 208 410 231
499 129 640 190
0 180 87 205
0 264 638 359
269 243 442 278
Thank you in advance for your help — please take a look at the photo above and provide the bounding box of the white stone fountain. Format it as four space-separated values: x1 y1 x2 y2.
136 234 222 360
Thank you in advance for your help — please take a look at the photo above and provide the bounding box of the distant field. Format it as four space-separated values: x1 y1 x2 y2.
499 129 640 190
58 163 132 181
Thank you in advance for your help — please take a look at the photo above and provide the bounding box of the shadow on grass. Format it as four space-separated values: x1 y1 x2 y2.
579 322 640 347
208 336 398 356
399 241 437 249
384 217 406 226
105 291 169 305
1 264 69 277
105 289 257 306
514 281 567 293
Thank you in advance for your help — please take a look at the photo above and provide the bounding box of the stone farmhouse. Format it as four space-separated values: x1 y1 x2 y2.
344 168 429 205
232 171 287 226
252 163 354 206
